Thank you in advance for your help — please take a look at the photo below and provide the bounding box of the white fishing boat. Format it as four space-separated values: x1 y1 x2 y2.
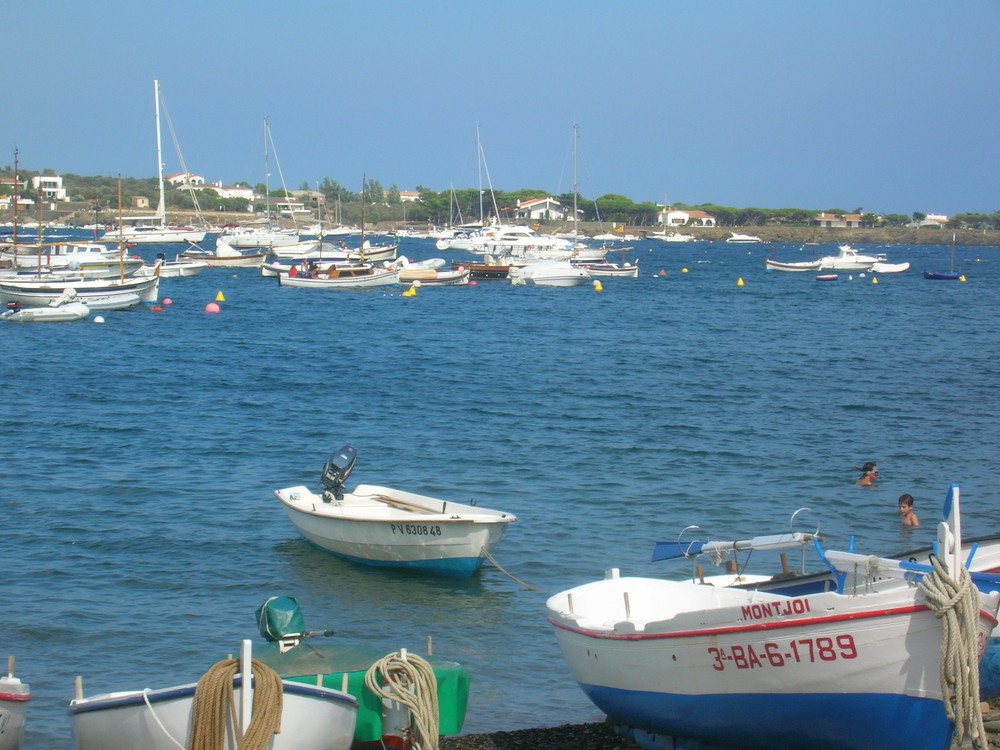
276 263 399 289
648 231 695 243
2 288 90 322
395 257 470 286
0 656 29 750
69 640 357 750
0 275 158 311
764 258 823 272
178 238 266 267
871 261 911 274
134 254 208 278
274 446 516 578
572 259 639 278
817 244 887 270
725 232 764 243
508 260 591 287
219 226 302 248
254 239 322 258
547 486 1000 750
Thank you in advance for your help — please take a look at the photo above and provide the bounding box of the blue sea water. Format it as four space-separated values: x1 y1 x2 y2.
4 236 1000 747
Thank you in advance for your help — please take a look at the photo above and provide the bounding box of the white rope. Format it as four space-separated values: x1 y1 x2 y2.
364 652 440 750
918 555 987 749
141 689 186 750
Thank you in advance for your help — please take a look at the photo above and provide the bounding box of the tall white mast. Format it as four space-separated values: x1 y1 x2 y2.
573 124 579 237
154 80 166 226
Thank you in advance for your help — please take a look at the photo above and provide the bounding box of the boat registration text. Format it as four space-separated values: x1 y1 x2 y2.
389 523 443 536
708 635 858 671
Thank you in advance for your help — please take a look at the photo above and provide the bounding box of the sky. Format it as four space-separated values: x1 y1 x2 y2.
5 0 999 216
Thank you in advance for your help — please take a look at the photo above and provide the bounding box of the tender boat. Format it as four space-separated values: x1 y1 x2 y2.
274 446 516 578
253 596 470 750
547 486 1000 750
508 260 591 287
0 656 29 750
69 640 357 750
134 254 208 278
395 257 470 286
2 290 90 323
871 261 911 274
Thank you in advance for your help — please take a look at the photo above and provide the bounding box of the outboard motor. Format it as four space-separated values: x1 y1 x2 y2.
321 445 357 502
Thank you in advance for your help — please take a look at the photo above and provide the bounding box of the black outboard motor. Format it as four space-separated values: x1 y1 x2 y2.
321 445 357 502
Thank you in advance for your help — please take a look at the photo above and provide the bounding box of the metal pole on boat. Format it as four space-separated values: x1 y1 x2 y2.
74 675 83 700
239 639 253 736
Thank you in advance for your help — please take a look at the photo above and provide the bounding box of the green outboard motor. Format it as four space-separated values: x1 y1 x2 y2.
256 596 306 642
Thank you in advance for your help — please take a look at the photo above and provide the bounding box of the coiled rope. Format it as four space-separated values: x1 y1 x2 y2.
187 657 284 750
918 555 986 749
363 652 440 750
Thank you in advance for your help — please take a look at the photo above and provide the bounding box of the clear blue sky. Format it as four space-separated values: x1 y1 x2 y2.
6 0 999 216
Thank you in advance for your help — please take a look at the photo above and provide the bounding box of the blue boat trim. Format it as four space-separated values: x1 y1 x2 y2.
581 683 954 750
303 539 484 579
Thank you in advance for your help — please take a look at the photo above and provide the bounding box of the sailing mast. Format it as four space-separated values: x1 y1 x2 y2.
263 118 271 226
154 80 166 228
359 173 366 263
11 148 19 263
572 124 579 238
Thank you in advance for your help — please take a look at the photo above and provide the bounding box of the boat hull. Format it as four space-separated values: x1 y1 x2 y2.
69 679 357 750
277 269 400 289
275 484 515 578
2 301 90 322
764 259 823 272
548 575 999 750
0 676 29 750
0 277 158 310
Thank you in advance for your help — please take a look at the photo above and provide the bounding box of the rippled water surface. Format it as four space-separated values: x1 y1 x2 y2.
5 237 1000 746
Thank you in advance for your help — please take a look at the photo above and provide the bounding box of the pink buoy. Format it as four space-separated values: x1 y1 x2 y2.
162 298 173 306
469 280 478 286
205 302 221 313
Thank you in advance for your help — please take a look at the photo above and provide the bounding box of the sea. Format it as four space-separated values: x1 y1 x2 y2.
4 233 999 748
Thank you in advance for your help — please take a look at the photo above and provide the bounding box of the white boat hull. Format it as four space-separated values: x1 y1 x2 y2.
275 484 515 578
509 262 591 287
2 301 90 322
764 259 823 272
0 277 158 310
104 227 207 244
548 574 999 750
0 675 29 750
277 268 399 289
69 679 357 750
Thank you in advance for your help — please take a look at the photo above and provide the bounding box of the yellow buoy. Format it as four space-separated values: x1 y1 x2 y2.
592 280 603 292
960 275 967 282
402 285 417 297
737 278 745 287
872 277 879 284
681 268 689 274
215 291 226 302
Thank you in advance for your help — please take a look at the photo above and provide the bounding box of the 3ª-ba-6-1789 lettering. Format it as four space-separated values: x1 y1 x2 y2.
708 635 858 671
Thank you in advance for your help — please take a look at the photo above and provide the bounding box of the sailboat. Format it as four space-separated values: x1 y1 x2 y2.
105 81 207 245
923 233 963 280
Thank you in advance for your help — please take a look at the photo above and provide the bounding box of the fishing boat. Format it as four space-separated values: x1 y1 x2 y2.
547 486 1000 750
764 258 823 272
274 446 516 578
395 257 470 286
276 263 399 289
178 238 266 267
452 256 511 280
871 261 911 274
571 260 639 278
0 274 158 311
924 234 963 280
253 596 470 750
134 254 208 278
69 640 357 750
0 656 29 750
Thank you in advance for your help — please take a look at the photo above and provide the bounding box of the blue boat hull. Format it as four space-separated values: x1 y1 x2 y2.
582 683 953 750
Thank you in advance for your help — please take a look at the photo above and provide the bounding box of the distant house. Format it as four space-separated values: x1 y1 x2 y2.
814 212 863 228
165 172 205 187
0 177 24 193
133 196 150 209
289 189 325 206
191 181 256 202
398 191 421 203
30 175 68 201
658 207 716 227
514 197 570 221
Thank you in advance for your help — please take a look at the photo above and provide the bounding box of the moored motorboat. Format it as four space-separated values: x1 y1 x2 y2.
69 640 357 750
817 244 887 270
276 263 399 289
725 232 763 243
0 656 29 750
548 486 1000 750
508 260 591 287
178 238 266 267
2 288 90 322
274 446 516 578
0 275 158 311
